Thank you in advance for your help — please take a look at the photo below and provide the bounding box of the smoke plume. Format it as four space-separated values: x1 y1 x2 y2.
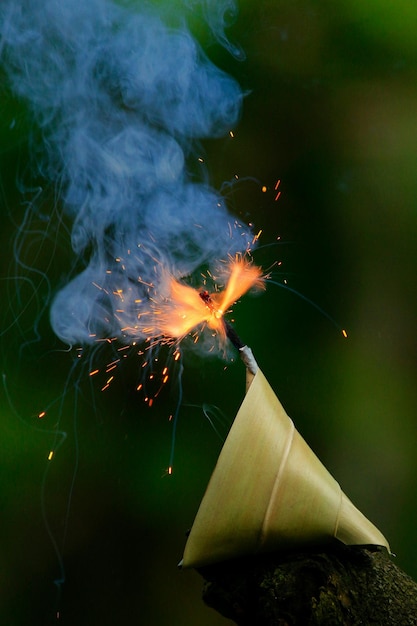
0 0 251 347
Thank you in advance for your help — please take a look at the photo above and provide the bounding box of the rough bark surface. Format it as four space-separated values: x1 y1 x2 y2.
199 544 417 625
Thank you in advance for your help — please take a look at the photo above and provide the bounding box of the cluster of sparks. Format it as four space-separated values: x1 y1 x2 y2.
38 253 264 469
37 180 348 470
74 180 281 406
57 182 280 411
87 253 255 368
85 253 264 392
77 184 279 408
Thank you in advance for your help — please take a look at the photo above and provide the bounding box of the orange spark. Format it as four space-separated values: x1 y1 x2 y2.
275 178 281 201
252 229 262 245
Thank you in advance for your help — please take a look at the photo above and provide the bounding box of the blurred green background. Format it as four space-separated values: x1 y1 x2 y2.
2 0 417 624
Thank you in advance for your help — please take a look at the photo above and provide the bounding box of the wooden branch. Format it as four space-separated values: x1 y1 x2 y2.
198 544 417 625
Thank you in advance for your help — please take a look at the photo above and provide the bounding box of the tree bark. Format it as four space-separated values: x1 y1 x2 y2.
198 544 417 625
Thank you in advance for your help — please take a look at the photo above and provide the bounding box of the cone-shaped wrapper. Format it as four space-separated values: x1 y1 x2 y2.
182 369 389 568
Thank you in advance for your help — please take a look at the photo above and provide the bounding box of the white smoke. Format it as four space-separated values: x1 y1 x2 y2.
0 0 251 346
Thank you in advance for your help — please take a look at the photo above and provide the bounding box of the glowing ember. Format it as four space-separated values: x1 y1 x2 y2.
155 255 263 341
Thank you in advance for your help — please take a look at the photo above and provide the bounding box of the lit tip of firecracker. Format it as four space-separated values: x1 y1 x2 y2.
155 255 264 343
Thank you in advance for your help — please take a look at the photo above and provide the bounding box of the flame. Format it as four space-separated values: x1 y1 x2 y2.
86 256 263 395
156 256 263 341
